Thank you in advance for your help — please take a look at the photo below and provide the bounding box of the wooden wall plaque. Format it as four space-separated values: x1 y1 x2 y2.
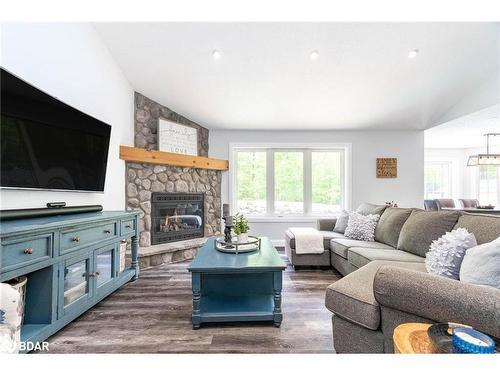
376 158 397 178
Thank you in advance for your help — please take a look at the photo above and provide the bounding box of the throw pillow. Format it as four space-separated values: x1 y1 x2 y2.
333 210 350 234
356 202 387 216
425 228 477 279
344 212 380 241
460 236 500 289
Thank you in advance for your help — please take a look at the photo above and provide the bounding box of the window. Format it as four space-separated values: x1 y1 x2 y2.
232 145 348 217
478 165 499 206
236 151 267 216
311 151 343 215
274 151 303 215
424 161 452 199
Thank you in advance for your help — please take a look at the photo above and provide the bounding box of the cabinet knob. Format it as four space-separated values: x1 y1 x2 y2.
125 225 131 229
104 230 111 234
95 271 100 276
72 236 80 242
88 272 96 277
24 247 33 255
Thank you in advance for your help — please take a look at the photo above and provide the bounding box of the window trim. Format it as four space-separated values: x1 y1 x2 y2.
475 165 500 206
229 142 352 219
424 160 454 199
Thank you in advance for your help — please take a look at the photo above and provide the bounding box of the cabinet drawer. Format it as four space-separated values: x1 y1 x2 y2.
60 222 117 254
1 234 53 271
120 219 136 236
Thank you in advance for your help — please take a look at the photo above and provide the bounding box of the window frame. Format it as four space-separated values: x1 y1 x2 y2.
424 160 453 199
229 142 352 221
475 165 500 206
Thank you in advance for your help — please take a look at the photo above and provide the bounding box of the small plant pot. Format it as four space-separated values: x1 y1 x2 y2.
237 233 249 243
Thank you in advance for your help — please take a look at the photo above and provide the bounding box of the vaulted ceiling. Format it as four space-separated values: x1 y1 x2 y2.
94 22 499 130
425 104 500 148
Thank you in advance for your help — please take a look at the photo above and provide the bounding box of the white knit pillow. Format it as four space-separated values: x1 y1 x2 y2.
344 212 380 241
425 228 477 280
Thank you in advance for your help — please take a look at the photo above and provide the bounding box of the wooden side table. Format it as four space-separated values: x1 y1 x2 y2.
393 323 439 354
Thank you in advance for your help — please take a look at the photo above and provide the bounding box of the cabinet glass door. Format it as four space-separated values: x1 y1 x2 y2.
95 248 114 289
64 258 89 307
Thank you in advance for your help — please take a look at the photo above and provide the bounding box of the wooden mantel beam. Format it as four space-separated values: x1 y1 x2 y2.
119 145 229 171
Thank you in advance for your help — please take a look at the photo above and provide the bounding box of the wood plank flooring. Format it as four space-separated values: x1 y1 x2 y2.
44 253 341 353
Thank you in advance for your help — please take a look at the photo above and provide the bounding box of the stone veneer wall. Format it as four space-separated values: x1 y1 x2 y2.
128 92 221 248
135 92 209 156
126 163 222 247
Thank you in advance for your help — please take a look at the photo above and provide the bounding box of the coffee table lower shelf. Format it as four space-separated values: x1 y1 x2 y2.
198 294 275 323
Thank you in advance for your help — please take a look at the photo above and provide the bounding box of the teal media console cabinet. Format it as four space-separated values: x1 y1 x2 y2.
0 210 140 350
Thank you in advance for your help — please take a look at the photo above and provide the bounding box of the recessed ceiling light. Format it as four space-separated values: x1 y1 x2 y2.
408 49 419 59
212 50 221 60
310 50 319 61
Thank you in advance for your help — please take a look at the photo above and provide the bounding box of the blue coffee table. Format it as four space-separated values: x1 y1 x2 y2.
188 237 286 329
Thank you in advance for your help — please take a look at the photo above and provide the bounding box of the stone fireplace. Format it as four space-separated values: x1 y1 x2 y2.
125 92 222 268
151 192 204 245
127 163 221 248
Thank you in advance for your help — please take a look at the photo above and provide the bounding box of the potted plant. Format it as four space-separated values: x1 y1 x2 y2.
233 213 250 243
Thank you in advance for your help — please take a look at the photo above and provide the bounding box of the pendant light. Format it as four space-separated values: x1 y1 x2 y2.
467 133 500 166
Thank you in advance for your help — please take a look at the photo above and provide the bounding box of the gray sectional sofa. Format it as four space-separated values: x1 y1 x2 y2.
284 203 500 353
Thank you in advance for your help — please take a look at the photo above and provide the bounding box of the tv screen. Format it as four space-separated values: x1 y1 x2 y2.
1 68 111 192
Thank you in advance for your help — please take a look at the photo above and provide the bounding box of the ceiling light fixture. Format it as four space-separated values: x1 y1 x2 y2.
212 50 221 60
408 49 419 59
467 133 500 166
310 50 319 61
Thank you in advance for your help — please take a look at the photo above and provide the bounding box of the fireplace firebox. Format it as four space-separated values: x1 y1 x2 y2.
151 193 204 245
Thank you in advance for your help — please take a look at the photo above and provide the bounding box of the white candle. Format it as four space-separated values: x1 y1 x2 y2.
454 331 489 346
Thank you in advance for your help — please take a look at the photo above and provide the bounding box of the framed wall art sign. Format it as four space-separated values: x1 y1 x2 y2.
376 158 397 178
158 119 198 156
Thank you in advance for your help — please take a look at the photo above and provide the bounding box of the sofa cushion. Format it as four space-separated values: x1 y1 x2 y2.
374 207 413 248
325 260 426 330
356 202 387 216
453 213 500 245
397 210 460 257
330 238 393 259
286 229 345 249
347 247 424 269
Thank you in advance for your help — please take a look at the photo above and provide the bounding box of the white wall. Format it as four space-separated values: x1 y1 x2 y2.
210 130 424 243
0 23 134 210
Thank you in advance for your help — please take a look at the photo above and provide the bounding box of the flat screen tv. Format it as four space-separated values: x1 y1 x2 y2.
1 68 111 192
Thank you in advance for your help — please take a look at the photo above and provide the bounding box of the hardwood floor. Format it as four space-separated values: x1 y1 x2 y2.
44 254 341 353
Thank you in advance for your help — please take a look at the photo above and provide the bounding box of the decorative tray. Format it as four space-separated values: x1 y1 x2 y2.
215 236 261 254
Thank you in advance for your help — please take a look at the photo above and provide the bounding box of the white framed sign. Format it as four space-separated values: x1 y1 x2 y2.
158 118 198 156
